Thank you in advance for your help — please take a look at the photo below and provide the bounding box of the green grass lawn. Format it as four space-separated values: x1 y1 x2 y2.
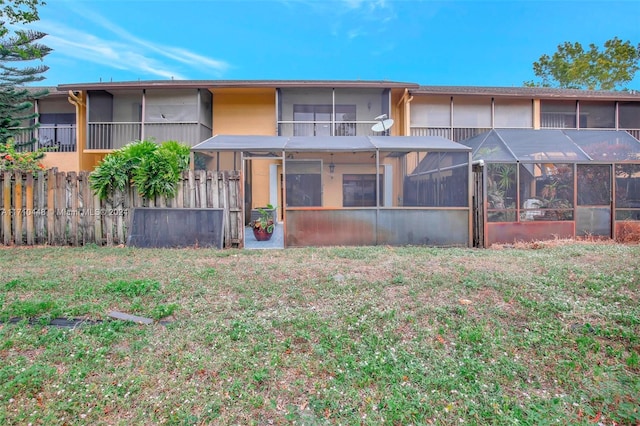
0 242 639 425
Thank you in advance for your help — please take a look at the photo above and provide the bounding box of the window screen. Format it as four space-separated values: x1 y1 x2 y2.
541 101 576 128
285 160 322 206
452 97 491 128
579 101 615 129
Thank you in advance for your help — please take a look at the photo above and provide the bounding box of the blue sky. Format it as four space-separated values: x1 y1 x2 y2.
24 0 640 88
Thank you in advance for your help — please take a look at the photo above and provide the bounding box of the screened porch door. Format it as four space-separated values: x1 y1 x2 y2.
576 164 612 238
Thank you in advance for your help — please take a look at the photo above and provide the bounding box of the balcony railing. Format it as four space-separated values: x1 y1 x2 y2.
38 125 77 152
87 122 141 150
144 123 212 147
278 121 389 137
11 125 77 152
87 122 212 150
411 126 640 143
624 129 640 141
411 127 491 142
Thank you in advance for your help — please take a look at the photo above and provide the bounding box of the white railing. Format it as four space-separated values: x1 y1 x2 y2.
624 129 640 140
38 125 77 152
10 125 77 152
277 121 387 137
411 127 491 142
88 122 142 150
87 122 212 150
144 123 212 147
411 126 640 143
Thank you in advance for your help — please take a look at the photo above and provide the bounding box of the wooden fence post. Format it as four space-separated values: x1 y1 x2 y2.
197 170 207 208
176 174 184 208
13 172 22 245
69 171 79 246
3 172 11 245
47 169 55 245
55 172 66 244
93 192 102 245
25 173 34 245
188 170 195 208
36 171 46 244
222 171 231 248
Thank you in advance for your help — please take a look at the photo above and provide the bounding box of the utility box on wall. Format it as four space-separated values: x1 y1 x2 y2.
127 208 225 248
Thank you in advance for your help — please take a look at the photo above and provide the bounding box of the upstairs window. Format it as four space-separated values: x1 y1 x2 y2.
541 101 576 128
293 105 356 136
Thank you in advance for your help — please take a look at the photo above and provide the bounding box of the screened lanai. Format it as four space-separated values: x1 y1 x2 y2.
192 135 472 248
464 129 640 246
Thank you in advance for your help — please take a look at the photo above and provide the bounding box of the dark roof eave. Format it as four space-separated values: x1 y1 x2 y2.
411 85 640 100
58 79 419 91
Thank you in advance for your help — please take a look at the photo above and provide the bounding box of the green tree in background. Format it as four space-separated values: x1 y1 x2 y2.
526 38 640 91
1 0 44 26
0 0 50 147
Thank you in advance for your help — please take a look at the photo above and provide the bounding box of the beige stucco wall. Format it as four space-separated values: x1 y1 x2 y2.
41 152 78 172
211 88 276 135
210 88 277 209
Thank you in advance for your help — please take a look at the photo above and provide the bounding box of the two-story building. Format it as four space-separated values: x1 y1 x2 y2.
15 80 640 247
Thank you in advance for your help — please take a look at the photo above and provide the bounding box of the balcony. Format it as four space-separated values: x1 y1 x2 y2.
39 125 77 152
86 122 212 150
11 125 77 152
411 127 492 142
278 121 389 137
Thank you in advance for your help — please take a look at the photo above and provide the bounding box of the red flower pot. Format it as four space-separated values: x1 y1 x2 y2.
252 227 273 241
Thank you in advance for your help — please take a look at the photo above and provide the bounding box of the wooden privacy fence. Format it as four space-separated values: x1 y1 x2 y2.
0 169 242 247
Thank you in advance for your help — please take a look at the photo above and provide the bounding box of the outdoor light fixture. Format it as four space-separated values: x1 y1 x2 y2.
329 153 335 173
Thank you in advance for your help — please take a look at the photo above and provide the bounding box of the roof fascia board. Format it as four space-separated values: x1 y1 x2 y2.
58 80 419 91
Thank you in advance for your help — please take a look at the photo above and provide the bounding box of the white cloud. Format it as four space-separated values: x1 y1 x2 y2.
41 29 189 80
347 28 365 40
334 0 395 40
33 3 229 80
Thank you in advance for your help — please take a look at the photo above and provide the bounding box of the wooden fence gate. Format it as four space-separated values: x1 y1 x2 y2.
472 163 485 248
0 169 242 247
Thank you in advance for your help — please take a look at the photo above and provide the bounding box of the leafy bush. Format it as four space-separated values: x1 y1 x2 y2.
0 139 47 173
89 139 190 200
134 149 181 199
159 140 190 171
88 151 129 200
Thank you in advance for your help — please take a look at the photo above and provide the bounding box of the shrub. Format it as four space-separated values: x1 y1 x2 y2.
88 151 129 200
159 140 190 171
134 149 181 199
90 139 190 200
0 139 47 173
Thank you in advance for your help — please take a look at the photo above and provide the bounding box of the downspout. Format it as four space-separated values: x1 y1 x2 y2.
405 94 413 136
375 149 380 245
34 99 39 147
141 89 146 141
468 151 474 247
68 90 86 172
394 89 413 136
332 88 336 136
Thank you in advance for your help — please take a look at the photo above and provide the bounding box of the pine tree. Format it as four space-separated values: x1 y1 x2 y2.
0 0 50 147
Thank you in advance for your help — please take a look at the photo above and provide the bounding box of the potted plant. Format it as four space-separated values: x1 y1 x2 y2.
249 204 276 241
